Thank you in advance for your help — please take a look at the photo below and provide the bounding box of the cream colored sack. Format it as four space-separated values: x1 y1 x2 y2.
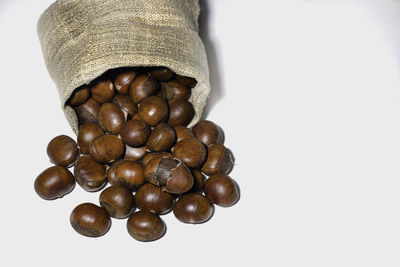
37 0 210 134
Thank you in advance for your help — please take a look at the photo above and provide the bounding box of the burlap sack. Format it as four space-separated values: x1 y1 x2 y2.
37 0 210 134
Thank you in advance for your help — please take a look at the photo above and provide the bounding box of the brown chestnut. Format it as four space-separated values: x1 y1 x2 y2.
68 86 90 106
173 193 213 224
175 75 197 88
70 203 111 237
89 134 125 164
145 157 193 194
112 94 137 118
90 78 115 103
107 159 123 182
98 103 126 134
127 211 166 242
47 135 79 167
204 174 239 207
161 80 191 102
173 126 194 143
34 166 75 200
124 145 147 161
167 99 194 126
109 160 145 191
149 67 175 81
129 74 160 104
113 70 137 95
99 186 135 219
146 123 176 152
138 95 168 126
201 144 233 176
142 152 173 166
74 98 101 125
172 137 206 169
135 183 173 214
74 155 107 192
120 120 150 147
77 123 104 154
190 169 206 193
192 120 224 147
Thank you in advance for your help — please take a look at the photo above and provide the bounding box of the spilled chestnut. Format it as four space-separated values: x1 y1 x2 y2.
47 135 79 167
100 186 135 219
127 210 166 242
34 166 75 200
70 203 111 237
135 183 173 214
204 174 239 207
173 193 214 224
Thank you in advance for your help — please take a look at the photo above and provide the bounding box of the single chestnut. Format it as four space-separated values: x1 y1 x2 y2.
124 145 147 161
142 152 173 166
172 137 206 169
109 160 145 191
173 193 213 224
192 120 224 147
34 166 75 200
129 74 160 104
98 103 126 134
74 155 107 192
161 80 191 102
89 134 125 164
112 94 137 118
149 67 175 81
47 135 79 167
138 95 168 126
77 123 104 154
146 123 176 152
127 210 166 242
173 126 194 143
175 75 197 88
204 174 240 207
145 157 193 194
201 144 234 176
167 99 194 126
113 70 137 95
120 120 150 147
135 183 173 214
90 78 115 103
68 86 90 106
190 169 206 193
99 186 135 219
70 203 111 237
74 98 101 125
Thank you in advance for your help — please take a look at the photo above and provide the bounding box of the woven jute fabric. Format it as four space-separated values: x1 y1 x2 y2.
37 0 210 134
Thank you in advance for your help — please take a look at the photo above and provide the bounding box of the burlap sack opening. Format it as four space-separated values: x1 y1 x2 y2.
37 0 210 134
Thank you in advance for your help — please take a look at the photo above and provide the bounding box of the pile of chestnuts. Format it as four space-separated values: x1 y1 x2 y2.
34 67 240 241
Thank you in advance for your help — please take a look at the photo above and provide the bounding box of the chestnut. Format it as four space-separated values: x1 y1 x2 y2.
68 86 90 106
124 145 147 161
138 95 168 126
34 166 75 200
90 78 115 103
172 137 206 169
145 157 193 194
112 94 137 118
89 134 125 164
175 74 197 88
99 186 135 219
204 174 239 207
192 120 224 147
77 123 104 155
173 193 213 224
127 210 166 242
173 126 194 143
129 74 160 104
113 70 137 95
190 169 206 193
108 160 145 191
74 98 101 125
74 155 107 192
135 183 173 214
47 135 79 167
201 144 234 176
107 159 123 182
70 203 111 237
146 123 176 152
120 120 150 147
161 80 191 102
98 103 126 134
142 152 173 166
149 67 175 81
167 99 194 126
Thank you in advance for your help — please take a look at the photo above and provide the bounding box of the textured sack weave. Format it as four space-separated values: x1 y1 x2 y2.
37 0 210 134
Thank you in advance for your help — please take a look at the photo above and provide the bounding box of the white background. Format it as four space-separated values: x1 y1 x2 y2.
1 0 400 266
